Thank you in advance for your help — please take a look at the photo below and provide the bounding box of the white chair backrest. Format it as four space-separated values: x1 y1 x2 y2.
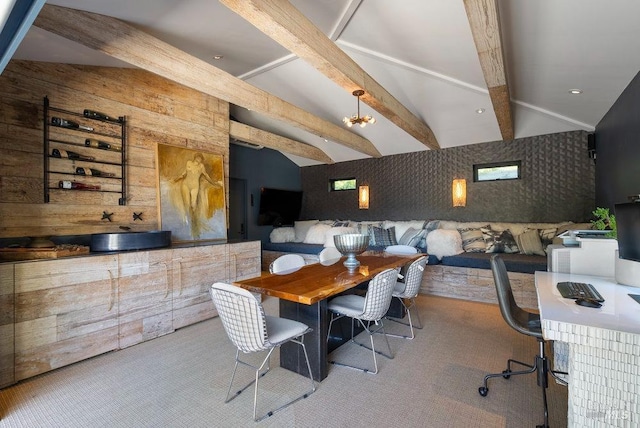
269 254 306 274
209 282 268 353
384 245 418 255
318 247 342 265
398 256 428 298
360 268 399 321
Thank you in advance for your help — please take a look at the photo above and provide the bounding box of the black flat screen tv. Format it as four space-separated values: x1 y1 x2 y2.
257 187 303 226
615 202 640 262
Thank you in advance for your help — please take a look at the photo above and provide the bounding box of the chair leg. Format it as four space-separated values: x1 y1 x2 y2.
385 297 421 339
327 312 349 345
222 344 315 422
252 337 316 422
479 358 538 396
479 340 557 428
329 318 393 374
224 349 271 404
537 354 550 428
355 319 394 360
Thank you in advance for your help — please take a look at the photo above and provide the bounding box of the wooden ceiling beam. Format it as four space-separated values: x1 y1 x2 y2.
463 0 514 140
33 4 381 160
229 120 334 164
219 0 441 150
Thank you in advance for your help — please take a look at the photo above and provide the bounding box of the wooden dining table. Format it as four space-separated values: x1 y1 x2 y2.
233 253 420 381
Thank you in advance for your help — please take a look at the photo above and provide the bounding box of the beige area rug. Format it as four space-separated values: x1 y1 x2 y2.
0 295 567 427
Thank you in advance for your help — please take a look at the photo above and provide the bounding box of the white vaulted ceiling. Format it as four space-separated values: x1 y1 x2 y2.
8 0 640 166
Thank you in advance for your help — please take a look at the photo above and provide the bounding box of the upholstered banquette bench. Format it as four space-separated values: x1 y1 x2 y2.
262 219 591 310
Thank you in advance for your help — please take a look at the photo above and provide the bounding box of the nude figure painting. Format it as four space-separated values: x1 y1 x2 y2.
157 144 226 241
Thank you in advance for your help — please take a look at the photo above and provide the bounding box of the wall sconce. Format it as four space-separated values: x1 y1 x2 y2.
359 185 369 209
452 179 466 207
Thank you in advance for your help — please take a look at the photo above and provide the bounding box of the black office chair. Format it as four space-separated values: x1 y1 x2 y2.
478 254 566 428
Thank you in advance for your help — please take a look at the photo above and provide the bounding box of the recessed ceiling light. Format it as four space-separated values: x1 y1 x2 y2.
213 55 223 60
476 108 485 114
569 89 583 94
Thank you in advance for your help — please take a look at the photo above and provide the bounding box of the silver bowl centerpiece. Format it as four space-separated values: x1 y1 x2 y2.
334 233 369 272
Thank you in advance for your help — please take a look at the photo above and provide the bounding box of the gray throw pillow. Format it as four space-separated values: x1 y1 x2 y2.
481 226 519 254
398 227 426 247
515 229 546 256
458 227 487 253
372 226 397 246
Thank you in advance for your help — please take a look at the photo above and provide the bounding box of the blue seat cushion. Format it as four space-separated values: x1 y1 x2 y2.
439 252 546 274
263 242 325 255
263 242 396 255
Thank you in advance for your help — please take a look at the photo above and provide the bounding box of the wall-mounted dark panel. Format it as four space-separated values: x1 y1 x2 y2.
229 144 301 242
595 70 640 209
301 131 593 223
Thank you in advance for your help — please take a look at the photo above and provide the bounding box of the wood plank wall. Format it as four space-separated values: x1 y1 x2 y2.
0 60 229 238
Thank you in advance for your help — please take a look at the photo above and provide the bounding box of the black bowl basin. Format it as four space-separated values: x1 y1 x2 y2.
90 230 171 252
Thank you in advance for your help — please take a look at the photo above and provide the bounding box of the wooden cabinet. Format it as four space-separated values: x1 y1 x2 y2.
5 241 260 383
118 250 173 349
14 255 119 381
171 245 227 330
0 263 14 388
228 241 261 281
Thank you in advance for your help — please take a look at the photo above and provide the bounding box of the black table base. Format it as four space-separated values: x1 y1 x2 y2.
278 289 406 381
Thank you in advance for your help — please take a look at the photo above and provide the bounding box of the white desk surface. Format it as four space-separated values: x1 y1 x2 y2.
535 271 640 336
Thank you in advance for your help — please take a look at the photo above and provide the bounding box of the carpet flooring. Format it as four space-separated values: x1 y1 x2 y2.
0 295 567 427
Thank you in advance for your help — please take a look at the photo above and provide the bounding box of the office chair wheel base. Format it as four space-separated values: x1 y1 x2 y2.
478 386 488 397
502 369 511 379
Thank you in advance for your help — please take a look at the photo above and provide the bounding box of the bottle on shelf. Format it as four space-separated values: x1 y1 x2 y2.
83 109 122 123
85 138 122 152
75 167 116 178
51 116 94 132
58 180 101 191
51 148 95 161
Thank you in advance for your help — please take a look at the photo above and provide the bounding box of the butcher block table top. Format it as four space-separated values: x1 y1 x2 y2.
234 253 420 305
0 245 91 261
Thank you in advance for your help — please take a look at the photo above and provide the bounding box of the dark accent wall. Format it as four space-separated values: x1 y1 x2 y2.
301 131 594 223
595 70 640 209
229 144 301 242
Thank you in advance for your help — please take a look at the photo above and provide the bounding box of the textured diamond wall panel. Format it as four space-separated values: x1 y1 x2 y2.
301 131 594 223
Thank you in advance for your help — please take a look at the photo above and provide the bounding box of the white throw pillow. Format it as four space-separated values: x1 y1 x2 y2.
303 224 332 244
323 226 357 247
269 227 295 243
294 220 319 242
426 229 464 260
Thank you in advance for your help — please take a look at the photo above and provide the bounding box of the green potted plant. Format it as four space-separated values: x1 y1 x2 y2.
591 207 617 239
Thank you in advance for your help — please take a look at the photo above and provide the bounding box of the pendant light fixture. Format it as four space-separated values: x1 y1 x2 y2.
343 90 376 128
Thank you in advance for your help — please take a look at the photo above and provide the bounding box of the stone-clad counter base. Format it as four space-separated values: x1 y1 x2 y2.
543 319 640 427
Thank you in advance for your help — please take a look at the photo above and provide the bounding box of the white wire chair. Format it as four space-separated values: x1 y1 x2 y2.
326 268 399 374
269 253 306 274
209 282 316 422
318 247 342 265
385 255 428 339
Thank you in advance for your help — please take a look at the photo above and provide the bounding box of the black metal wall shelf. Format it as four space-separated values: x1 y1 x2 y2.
43 96 127 205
